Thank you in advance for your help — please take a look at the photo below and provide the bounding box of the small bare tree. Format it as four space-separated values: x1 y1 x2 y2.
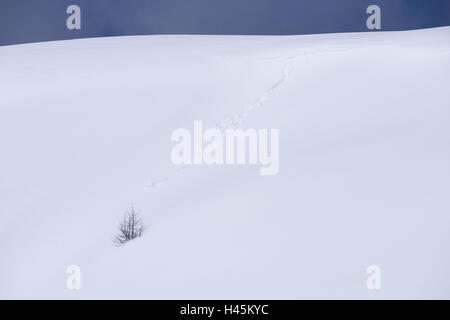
114 206 145 246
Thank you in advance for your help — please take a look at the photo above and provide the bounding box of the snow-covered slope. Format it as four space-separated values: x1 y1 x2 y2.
1 27 449 299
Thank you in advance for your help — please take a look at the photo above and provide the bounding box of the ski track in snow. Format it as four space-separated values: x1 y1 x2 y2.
143 64 294 192
142 45 378 191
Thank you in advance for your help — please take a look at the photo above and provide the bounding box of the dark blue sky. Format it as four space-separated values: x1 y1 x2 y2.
1 0 449 46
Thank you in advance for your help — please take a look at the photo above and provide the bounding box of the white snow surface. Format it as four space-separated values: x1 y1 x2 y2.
0 27 449 299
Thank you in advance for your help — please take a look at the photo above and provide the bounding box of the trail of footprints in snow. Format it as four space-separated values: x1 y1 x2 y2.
143 66 294 191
